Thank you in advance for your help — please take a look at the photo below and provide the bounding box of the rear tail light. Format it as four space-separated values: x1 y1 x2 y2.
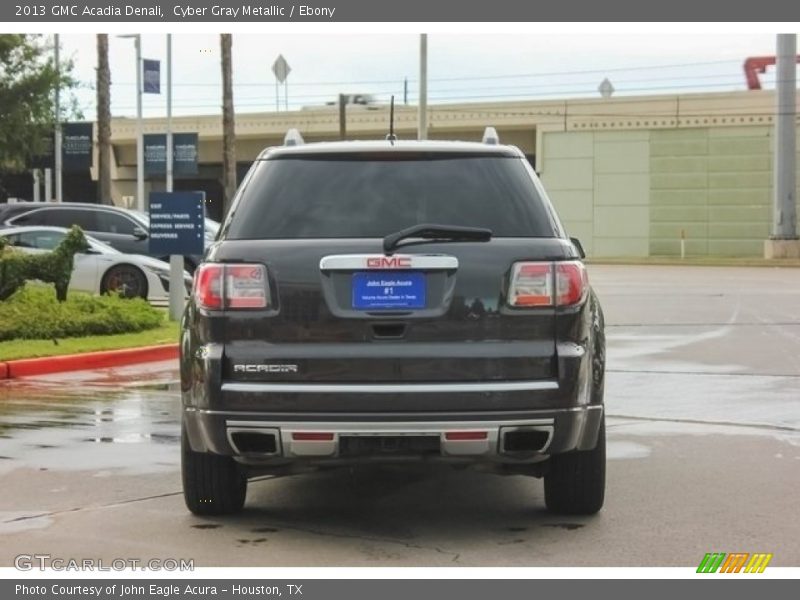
509 262 553 306
194 264 223 309
226 265 268 308
194 263 269 310
508 260 587 307
555 262 588 306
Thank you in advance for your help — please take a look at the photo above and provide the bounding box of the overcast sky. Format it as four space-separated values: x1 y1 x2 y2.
56 33 784 120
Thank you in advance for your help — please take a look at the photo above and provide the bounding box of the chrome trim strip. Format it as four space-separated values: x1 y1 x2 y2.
226 418 554 431
221 381 558 394
319 254 458 271
189 406 593 418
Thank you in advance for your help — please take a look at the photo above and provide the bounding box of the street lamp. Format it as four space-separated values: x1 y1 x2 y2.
117 34 144 212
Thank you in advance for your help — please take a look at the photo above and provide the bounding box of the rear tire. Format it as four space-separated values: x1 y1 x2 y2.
544 419 605 515
101 265 148 299
182 427 247 516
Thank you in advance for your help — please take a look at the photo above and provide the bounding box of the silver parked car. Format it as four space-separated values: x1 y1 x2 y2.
0 226 192 302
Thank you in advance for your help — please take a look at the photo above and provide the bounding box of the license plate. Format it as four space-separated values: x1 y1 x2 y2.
352 272 426 310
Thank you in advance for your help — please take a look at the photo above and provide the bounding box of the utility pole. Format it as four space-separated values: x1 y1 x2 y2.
54 33 63 202
134 35 144 212
418 34 428 140
119 34 144 211
765 33 799 258
166 34 182 321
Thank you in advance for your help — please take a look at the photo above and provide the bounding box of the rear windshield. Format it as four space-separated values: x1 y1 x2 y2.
225 155 557 239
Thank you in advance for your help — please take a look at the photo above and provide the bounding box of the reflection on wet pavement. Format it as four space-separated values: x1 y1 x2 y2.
0 360 181 475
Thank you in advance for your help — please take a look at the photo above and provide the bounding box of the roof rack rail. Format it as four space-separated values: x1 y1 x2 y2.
482 126 499 145
284 128 305 146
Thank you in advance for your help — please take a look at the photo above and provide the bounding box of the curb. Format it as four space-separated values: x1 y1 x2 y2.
0 343 179 379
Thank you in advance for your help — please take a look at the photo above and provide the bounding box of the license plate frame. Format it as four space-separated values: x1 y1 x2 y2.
352 271 426 310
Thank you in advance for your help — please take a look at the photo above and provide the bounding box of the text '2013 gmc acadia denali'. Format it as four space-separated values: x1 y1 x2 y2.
180 128 606 516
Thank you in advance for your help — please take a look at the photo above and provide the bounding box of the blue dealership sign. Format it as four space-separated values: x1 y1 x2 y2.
143 59 160 94
148 191 205 256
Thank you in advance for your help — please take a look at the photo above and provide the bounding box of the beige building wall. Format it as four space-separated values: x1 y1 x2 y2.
540 123 800 257
540 130 651 257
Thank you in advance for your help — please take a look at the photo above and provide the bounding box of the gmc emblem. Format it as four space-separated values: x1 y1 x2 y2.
366 256 412 269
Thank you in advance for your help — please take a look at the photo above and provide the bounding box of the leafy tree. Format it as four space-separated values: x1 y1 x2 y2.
0 34 78 176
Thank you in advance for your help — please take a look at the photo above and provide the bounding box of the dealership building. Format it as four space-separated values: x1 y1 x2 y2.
68 89 800 257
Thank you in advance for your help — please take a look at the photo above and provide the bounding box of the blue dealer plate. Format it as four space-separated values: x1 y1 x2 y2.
352 272 426 310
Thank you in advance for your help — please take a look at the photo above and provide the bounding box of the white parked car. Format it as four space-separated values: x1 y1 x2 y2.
0 226 192 303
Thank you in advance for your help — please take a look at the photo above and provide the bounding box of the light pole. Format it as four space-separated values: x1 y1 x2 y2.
765 33 799 259
418 34 428 140
166 33 183 322
54 33 63 202
118 34 144 212
772 33 797 240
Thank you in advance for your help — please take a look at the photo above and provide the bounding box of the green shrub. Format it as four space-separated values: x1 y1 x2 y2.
0 225 89 302
0 283 164 342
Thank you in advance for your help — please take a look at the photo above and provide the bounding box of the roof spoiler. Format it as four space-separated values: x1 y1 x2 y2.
482 126 499 145
284 128 305 146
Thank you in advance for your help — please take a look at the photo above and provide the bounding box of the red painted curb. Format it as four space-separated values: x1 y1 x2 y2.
1 344 179 379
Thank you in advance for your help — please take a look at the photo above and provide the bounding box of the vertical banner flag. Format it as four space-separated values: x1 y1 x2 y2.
173 133 199 176
144 133 199 178
143 134 167 177
61 122 94 172
143 59 161 94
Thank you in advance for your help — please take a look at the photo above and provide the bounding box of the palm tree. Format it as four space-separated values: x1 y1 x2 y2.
96 34 112 205
220 34 236 218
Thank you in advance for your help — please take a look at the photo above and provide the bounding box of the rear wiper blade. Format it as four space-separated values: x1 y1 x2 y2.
383 223 492 253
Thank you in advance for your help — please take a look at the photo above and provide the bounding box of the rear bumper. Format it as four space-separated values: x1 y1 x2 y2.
183 404 604 467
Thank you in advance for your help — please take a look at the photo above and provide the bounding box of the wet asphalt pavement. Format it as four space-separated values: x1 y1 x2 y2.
0 265 798 567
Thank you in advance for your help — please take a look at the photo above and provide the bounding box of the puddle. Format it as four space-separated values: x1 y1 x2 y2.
0 512 54 534
607 370 800 432
607 441 651 460
541 523 584 531
0 377 181 475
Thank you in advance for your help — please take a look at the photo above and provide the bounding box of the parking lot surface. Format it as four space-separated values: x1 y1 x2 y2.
1 265 798 567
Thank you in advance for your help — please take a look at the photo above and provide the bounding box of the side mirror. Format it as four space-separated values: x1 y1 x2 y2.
570 237 586 259
83 248 101 255
132 227 148 240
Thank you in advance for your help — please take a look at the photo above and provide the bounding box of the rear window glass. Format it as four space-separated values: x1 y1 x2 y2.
225 155 556 239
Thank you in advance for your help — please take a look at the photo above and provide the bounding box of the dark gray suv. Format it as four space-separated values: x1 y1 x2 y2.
180 130 606 516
